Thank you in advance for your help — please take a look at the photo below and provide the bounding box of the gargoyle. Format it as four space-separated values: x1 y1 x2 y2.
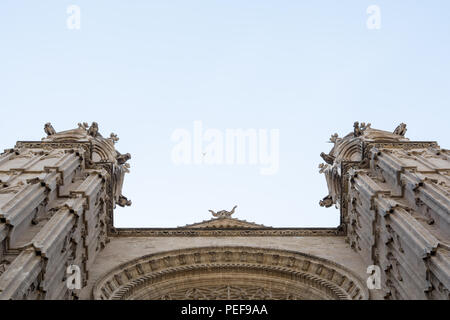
116 152 131 165
88 122 99 137
117 195 132 207
393 123 407 136
320 152 335 165
319 195 334 208
209 205 237 218
44 123 56 136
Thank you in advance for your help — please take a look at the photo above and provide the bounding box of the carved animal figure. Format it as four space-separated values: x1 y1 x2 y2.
320 152 335 165
117 195 132 207
44 123 56 136
393 123 407 136
319 195 334 208
116 152 131 165
209 205 237 218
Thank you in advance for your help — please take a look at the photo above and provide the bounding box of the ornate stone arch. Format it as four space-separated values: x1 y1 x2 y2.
92 246 369 300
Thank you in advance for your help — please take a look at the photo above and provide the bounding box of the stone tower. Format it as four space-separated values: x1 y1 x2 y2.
319 122 450 299
0 123 131 299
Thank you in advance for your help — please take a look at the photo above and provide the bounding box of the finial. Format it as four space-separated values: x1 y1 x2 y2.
109 133 119 143
329 133 339 144
78 122 89 130
353 121 371 137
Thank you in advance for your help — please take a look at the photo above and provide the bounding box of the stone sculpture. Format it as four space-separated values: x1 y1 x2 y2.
209 205 238 218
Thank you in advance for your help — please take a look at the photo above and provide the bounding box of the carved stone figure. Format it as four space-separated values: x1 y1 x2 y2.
209 205 237 218
117 195 132 207
116 152 131 165
393 123 407 136
319 195 334 208
320 152 335 165
78 122 89 130
44 123 56 136
318 163 328 174
329 133 339 144
109 133 119 144
353 121 362 137
360 122 371 131
88 122 99 137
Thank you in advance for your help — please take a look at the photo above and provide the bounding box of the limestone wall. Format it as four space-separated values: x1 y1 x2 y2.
320 123 450 299
0 123 131 299
80 235 375 299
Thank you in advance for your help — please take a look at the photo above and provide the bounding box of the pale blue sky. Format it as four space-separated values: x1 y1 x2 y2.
1 1 449 227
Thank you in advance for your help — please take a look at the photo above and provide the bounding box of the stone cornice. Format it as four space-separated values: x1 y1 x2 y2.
109 227 342 237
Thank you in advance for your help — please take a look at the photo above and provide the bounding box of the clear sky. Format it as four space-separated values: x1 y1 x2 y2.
1 1 449 227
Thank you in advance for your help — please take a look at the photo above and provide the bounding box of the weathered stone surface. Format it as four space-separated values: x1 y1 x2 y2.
79 236 373 300
0 123 131 299
319 122 450 300
0 122 448 300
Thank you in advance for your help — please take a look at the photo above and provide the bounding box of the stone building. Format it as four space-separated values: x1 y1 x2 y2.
0 122 448 300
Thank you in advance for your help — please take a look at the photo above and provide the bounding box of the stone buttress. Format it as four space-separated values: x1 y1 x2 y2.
0 122 131 299
320 122 450 300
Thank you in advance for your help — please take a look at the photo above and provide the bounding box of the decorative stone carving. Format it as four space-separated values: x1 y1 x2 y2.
393 123 407 136
208 205 237 218
319 195 334 208
116 152 131 165
1 121 448 301
329 133 340 144
77 122 89 130
353 122 362 137
87 122 99 137
117 195 132 207
92 246 369 300
109 133 119 144
320 152 335 165
180 212 270 229
0 122 131 300
353 122 371 138
112 228 339 237
44 123 56 136
320 122 450 300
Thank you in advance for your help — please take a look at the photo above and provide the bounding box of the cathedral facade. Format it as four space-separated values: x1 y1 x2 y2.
0 122 448 300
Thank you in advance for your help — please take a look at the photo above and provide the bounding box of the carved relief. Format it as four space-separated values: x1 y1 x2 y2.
92 247 369 300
